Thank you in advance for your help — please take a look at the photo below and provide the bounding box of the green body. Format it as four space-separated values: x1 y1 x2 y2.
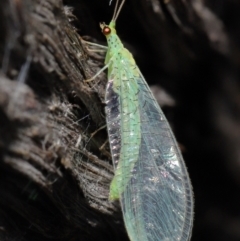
104 21 141 200
103 19 193 241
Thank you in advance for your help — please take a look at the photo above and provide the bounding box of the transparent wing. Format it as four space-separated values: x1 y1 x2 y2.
105 56 193 241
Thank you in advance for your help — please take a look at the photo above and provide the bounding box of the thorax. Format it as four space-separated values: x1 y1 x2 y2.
105 34 135 65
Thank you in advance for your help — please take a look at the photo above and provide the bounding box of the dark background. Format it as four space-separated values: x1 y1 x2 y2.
76 1 240 240
1 0 240 240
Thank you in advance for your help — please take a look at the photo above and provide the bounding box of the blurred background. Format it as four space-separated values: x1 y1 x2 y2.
76 0 240 240
1 0 240 241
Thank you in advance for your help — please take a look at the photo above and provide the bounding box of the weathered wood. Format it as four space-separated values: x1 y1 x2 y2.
0 0 125 240
1 0 240 241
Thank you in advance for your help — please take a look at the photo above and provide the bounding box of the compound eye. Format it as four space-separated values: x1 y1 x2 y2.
102 26 111 35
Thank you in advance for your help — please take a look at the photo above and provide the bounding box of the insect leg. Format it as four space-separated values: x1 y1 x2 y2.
84 63 109 83
99 139 109 151
81 40 108 49
90 124 107 138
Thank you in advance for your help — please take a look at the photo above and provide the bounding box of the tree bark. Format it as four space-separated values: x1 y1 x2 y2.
1 0 240 241
0 0 124 240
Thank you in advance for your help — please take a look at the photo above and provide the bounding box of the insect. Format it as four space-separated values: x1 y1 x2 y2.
86 0 194 240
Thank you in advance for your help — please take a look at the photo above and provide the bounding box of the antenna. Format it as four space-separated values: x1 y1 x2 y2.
112 0 126 22
112 0 119 20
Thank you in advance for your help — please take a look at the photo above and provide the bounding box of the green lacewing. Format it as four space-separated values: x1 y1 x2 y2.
88 0 194 240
